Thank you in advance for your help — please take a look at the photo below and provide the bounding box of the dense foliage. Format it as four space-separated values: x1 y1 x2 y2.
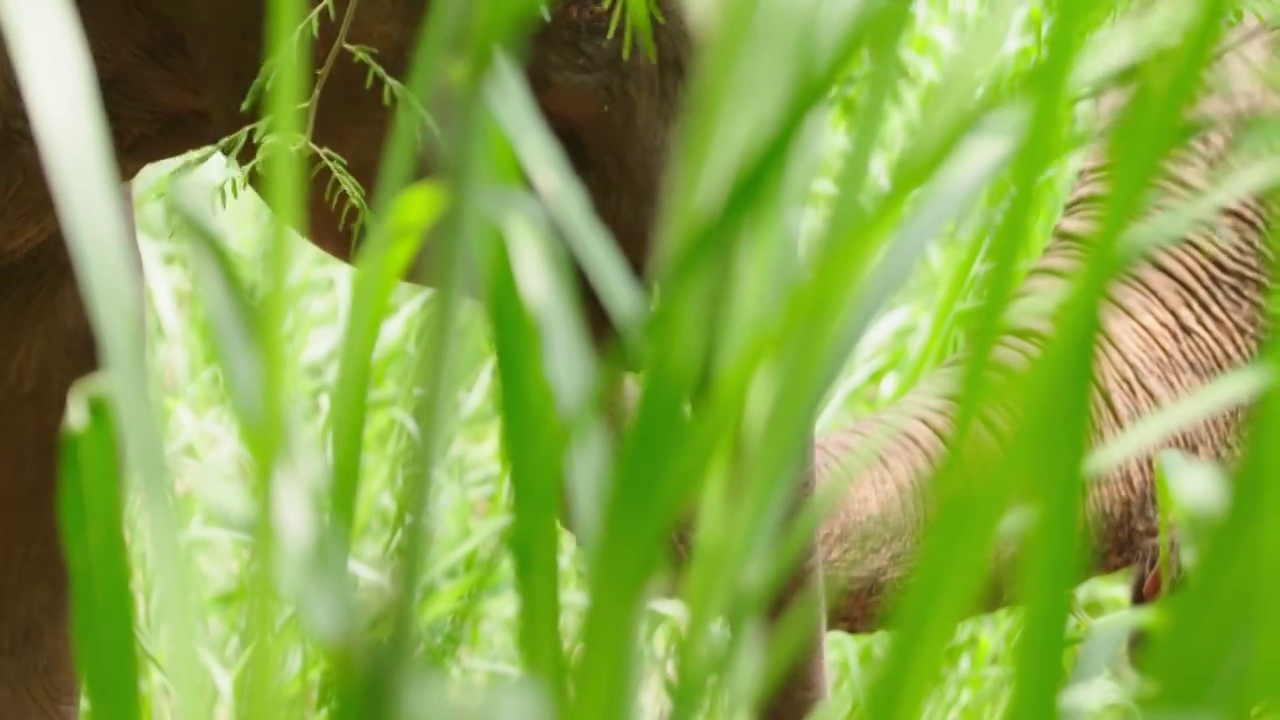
5 0 1280 717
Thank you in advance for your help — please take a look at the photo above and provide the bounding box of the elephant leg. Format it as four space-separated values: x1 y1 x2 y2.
588 380 827 719
761 437 827 720
665 434 829 719
0 241 96 718
0 186 136 719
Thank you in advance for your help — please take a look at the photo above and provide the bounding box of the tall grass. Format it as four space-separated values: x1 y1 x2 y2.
4 0 1280 718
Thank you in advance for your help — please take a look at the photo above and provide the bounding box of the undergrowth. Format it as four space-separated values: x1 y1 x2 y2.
5 0 1277 717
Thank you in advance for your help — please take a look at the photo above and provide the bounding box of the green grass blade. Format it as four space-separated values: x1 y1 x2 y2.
168 174 291 716
238 0 313 714
484 52 648 353
168 178 272 454
990 3 1110 717
1085 363 1272 478
1144 319 1280 714
487 232 571 713
319 0 476 625
1141 55 1280 708
354 5 547 714
330 180 450 550
59 375 143 720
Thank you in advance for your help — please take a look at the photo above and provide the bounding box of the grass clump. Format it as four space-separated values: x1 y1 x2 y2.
5 0 1280 717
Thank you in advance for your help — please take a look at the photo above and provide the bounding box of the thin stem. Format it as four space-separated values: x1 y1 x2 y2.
306 0 362 142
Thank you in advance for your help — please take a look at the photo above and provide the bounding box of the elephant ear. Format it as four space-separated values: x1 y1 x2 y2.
525 0 690 277
164 0 265 139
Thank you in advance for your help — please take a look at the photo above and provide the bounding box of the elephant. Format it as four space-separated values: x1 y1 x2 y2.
2 1 1278 719
809 15 1280 639
0 1 724 718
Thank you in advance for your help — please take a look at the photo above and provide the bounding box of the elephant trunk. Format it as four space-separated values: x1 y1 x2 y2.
813 17 1280 635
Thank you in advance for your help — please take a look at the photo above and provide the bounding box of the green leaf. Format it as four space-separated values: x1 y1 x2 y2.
59 375 143 720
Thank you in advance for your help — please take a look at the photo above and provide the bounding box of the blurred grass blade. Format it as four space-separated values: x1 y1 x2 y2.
59 374 142 720
1144 309 1280 714
240 0 314 714
496 192 611 551
485 52 648 353
1085 363 1272 478
487 226 571 713
565 2 900 711
168 177 271 452
359 3 549 712
988 2 1109 717
330 180 450 549
1141 30 1280 701
259 0 309 464
723 104 1024 720
654 0 878 279
167 173 290 715
1118 149 1280 261
0 0 208 714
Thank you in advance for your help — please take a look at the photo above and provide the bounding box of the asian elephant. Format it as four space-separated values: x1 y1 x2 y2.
2 0 1279 719
1 0 708 717
810 15 1280 638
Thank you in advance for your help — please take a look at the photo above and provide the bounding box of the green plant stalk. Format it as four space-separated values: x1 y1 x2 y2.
327 0 460 561
488 236 569 713
239 0 312 715
667 108 829 720
331 1 552 713
484 53 648 353
1155 454 1176 605
1238 275 1280 707
326 0 538 567
357 0 552 692
483 56 625 555
328 180 449 554
321 0 471 707
58 376 142 720
368 126 471 720
569 334 697 719
1005 286 1104 719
